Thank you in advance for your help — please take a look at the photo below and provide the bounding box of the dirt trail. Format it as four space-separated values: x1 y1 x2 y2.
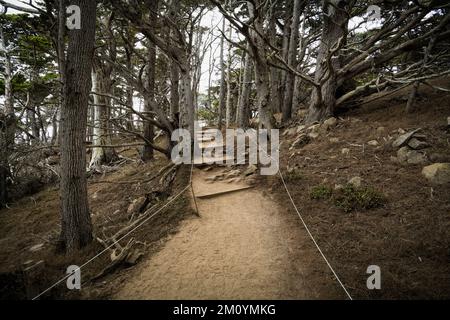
115 165 346 299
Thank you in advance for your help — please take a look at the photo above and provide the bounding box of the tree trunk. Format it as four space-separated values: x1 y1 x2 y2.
225 23 233 127
170 62 180 121
282 0 303 122
141 0 158 161
59 0 96 252
90 71 116 167
0 26 15 208
247 1 273 129
237 46 252 129
218 17 226 129
306 0 348 123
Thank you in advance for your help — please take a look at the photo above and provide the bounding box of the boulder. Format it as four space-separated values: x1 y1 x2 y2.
308 132 320 139
367 140 379 146
407 151 428 165
397 147 427 165
422 163 450 184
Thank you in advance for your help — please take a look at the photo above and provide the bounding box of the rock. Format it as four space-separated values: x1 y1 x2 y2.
429 153 450 163
422 163 450 184
341 148 350 155
407 138 430 150
329 137 339 143
29 243 44 252
398 128 406 134
376 127 386 133
447 116 450 127
407 151 428 165
127 196 148 215
397 147 428 165
334 184 344 190
308 132 319 139
322 117 337 130
397 147 410 163
367 140 379 146
392 129 421 148
243 164 258 176
290 134 310 150
348 176 362 188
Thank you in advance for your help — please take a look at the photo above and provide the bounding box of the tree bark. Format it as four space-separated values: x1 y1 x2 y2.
0 25 15 208
225 23 233 127
283 0 304 122
218 17 226 129
306 0 348 123
237 46 253 129
90 70 117 167
141 0 159 161
59 0 97 251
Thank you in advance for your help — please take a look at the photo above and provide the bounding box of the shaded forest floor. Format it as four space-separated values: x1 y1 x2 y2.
269 78 450 299
0 79 449 300
0 146 194 299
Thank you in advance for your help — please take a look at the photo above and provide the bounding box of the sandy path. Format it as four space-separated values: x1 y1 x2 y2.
114 168 345 299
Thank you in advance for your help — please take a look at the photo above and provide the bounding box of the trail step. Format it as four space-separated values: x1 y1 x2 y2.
195 186 253 199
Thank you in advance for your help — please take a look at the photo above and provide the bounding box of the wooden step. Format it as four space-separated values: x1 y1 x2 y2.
195 186 253 199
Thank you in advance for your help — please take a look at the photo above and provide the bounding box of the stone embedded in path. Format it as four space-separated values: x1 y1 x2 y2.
422 163 450 185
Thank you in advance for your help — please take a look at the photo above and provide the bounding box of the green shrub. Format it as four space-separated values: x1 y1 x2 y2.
284 169 304 182
310 185 333 200
333 184 386 213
